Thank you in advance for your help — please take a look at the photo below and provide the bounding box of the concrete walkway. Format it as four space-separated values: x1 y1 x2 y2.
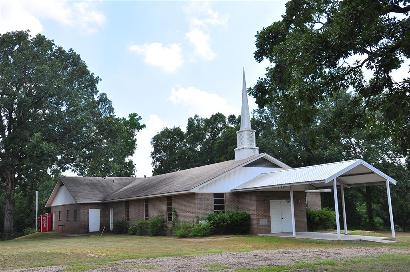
261 232 395 243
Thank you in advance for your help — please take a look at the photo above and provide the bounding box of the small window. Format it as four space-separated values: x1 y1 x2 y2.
66 210 70 221
214 193 225 212
144 199 149 220
167 196 173 222
58 210 61 221
125 201 130 221
73 209 78 222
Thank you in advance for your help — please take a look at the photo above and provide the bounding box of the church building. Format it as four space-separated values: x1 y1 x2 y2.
46 71 397 239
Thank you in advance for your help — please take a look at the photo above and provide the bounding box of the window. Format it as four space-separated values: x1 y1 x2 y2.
73 209 78 222
125 201 130 221
167 196 173 222
66 210 70 221
144 199 149 220
214 193 225 212
58 210 61 221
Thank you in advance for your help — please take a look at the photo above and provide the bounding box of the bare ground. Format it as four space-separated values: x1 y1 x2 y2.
8 247 410 272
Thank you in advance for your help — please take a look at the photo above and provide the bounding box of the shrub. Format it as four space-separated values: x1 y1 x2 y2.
113 220 128 234
206 211 251 234
174 222 193 238
190 221 211 237
148 216 167 236
307 208 336 231
129 220 149 235
174 221 212 238
23 227 37 236
129 216 167 236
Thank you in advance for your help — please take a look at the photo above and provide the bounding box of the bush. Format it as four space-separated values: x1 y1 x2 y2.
191 221 211 237
307 208 336 231
113 220 128 234
174 221 211 238
129 216 167 236
174 222 193 238
206 211 251 234
129 220 149 235
23 227 37 236
148 216 167 236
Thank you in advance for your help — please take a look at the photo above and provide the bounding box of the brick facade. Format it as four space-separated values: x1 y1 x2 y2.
52 191 307 235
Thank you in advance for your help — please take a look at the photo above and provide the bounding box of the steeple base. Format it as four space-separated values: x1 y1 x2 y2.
235 146 259 160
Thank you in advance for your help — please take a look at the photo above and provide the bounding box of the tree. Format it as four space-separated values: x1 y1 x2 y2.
151 113 238 175
252 0 409 163
0 31 144 237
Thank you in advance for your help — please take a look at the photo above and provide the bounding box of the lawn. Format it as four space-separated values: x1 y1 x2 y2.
0 232 409 271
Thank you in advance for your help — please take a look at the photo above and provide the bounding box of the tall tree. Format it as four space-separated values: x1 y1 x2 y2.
252 0 409 164
0 31 144 237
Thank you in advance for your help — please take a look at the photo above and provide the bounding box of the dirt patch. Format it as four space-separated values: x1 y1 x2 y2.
8 247 409 272
93 247 408 272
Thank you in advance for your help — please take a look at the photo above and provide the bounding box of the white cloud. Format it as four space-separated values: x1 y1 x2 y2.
186 28 215 61
133 114 168 177
184 2 228 61
169 86 237 117
129 42 183 73
0 0 105 34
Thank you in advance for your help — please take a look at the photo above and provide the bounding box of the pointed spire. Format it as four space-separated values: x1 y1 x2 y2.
235 67 259 160
240 68 251 130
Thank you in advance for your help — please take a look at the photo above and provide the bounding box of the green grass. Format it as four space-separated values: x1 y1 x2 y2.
0 232 409 271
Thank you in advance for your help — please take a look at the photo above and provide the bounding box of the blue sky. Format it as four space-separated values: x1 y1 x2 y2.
0 0 287 176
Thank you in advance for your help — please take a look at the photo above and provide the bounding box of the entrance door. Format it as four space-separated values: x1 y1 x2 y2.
270 200 293 233
89 209 101 232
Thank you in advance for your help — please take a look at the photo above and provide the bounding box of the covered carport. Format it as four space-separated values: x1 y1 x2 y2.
234 159 397 240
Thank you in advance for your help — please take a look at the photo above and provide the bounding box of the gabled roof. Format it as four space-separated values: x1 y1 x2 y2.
234 159 397 191
46 177 135 207
46 153 289 206
107 153 288 201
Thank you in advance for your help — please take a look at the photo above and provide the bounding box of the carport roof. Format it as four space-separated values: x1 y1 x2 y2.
234 159 397 191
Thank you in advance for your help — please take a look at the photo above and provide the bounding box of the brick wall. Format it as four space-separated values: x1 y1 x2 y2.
51 203 107 233
306 192 321 210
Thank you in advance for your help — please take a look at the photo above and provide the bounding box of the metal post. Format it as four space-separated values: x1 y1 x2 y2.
35 191 38 232
340 184 348 235
290 187 296 237
333 178 341 240
386 179 396 239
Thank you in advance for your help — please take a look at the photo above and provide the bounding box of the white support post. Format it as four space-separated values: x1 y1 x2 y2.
290 187 296 237
333 178 341 240
386 179 396 239
35 191 38 232
340 184 348 235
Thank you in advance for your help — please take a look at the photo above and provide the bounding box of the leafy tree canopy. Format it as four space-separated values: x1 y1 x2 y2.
0 31 145 236
252 0 410 161
151 113 238 175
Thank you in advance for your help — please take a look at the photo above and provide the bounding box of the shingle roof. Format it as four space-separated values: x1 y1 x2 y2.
234 159 396 191
46 153 289 206
107 154 277 201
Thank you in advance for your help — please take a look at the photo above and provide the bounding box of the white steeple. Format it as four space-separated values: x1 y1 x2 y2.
235 68 259 160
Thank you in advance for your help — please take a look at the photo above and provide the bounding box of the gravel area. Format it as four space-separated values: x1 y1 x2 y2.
7 247 409 272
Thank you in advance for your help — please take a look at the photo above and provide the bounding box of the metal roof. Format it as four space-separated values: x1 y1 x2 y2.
234 159 397 191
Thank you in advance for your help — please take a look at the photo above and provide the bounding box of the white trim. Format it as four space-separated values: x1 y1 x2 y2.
109 208 113 231
386 179 396 239
325 160 397 184
290 188 296 237
333 178 341 240
340 184 348 235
